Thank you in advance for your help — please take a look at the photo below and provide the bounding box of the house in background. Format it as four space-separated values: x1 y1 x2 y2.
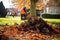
6 8 20 16
44 0 60 14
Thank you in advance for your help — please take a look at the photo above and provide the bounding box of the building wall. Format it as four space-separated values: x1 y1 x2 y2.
45 0 60 14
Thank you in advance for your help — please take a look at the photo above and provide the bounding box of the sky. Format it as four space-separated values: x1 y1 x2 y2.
0 0 13 8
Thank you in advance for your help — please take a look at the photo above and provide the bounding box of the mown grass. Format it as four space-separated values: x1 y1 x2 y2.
0 16 26 25
43 18 60 27
0 16 60 26
44 18 60 23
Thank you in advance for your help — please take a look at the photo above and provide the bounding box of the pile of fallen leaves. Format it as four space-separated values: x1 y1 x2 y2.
0 17 60 40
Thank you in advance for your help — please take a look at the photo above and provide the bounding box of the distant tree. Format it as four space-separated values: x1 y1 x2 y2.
0 1 7 17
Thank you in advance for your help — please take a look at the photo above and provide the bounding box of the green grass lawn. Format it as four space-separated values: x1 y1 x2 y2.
43 18 60 27
44 18 60 23
0 16 26 25
0 16 60 26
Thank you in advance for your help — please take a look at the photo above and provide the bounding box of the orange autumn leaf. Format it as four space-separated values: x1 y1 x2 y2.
39 35 45 39
11 29 18 37
27 35 33 38
3 32 10 37
33 36 39 39
52 27 60 33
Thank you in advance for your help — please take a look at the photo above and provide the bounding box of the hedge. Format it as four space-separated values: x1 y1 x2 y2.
42 14 60 19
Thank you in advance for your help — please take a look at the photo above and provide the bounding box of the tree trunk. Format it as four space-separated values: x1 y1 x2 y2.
30 0 36 17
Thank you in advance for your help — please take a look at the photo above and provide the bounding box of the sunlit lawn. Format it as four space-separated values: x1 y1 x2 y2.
44 18 60 23
0 16 26 25
44 18 60 27
0 16 60 26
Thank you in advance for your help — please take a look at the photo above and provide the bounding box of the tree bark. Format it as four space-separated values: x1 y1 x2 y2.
30 0 36 17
